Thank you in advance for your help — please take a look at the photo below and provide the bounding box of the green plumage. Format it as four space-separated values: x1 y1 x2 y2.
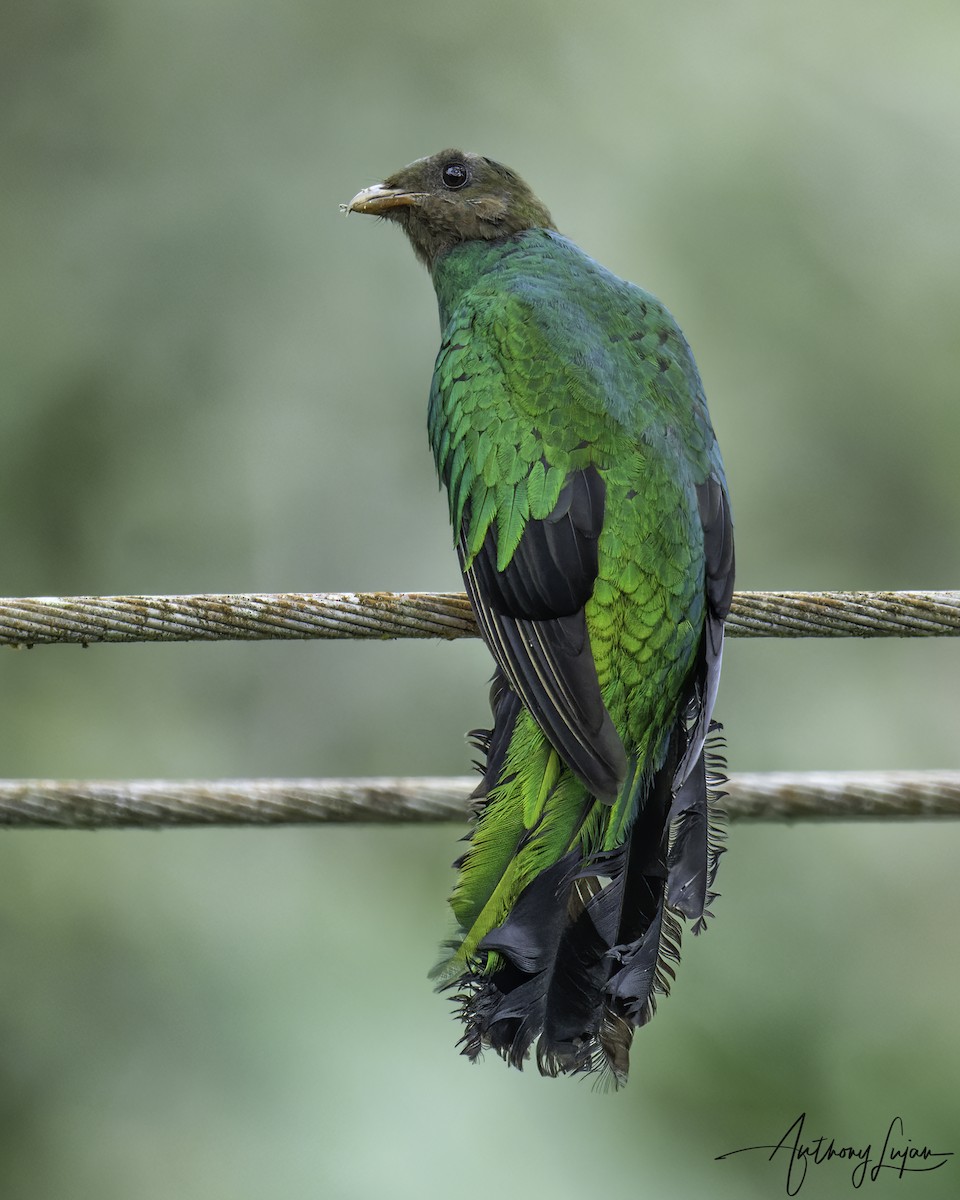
347 150 734 1082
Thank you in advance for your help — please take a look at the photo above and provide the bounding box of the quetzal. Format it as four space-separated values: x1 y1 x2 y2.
346 150 734 1083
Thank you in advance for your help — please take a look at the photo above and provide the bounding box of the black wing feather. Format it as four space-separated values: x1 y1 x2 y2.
460 465 627 800
666 472 735 922
673 474 734 788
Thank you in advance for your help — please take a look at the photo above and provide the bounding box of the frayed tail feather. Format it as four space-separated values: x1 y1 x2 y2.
667 720 728 934
439 704 728 1085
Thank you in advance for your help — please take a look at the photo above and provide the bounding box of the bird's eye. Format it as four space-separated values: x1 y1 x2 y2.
441 163 470 190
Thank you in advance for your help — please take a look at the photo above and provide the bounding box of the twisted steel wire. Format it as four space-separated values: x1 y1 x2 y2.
1 590 955 829
1 590 959 646
0 771 956 829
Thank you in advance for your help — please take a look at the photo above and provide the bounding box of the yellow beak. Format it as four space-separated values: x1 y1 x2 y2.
342 184 426 215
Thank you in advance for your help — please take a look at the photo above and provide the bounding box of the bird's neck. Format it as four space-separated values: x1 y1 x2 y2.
430 229 554 327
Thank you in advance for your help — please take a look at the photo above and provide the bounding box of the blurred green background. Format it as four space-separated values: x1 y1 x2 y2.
2 1 959 1197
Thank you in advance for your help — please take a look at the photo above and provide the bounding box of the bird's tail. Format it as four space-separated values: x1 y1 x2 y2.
431 674 726 1084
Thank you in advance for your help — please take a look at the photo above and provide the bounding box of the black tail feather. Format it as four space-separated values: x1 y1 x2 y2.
455 850 582 1070
467 669 522 802
445 685 729 1084
457 854 628 1080
668 721 728 932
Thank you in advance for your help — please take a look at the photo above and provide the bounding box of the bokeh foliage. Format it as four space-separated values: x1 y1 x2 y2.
1 1 958 1196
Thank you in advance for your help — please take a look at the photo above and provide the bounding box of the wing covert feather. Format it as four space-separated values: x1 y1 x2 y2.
430 311 627 800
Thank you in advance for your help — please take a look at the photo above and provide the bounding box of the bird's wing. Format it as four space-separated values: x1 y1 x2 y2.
429 305 627 800
461 464 627 800
665 468 734 921
676 470 735 786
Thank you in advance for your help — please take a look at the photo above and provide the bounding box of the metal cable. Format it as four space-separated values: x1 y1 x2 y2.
0 771 956 829
1 593 955 828
1 590 959 646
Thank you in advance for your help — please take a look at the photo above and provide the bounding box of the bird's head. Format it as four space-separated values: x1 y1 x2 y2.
344 149 554 269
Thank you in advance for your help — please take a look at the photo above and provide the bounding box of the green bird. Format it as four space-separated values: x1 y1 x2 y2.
346 150 734 1083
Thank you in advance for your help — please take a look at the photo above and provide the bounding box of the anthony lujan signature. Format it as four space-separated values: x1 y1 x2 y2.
716 1112 953 1195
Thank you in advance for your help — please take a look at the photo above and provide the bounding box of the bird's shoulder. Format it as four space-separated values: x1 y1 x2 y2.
436 232 698 406
429 231 724 540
